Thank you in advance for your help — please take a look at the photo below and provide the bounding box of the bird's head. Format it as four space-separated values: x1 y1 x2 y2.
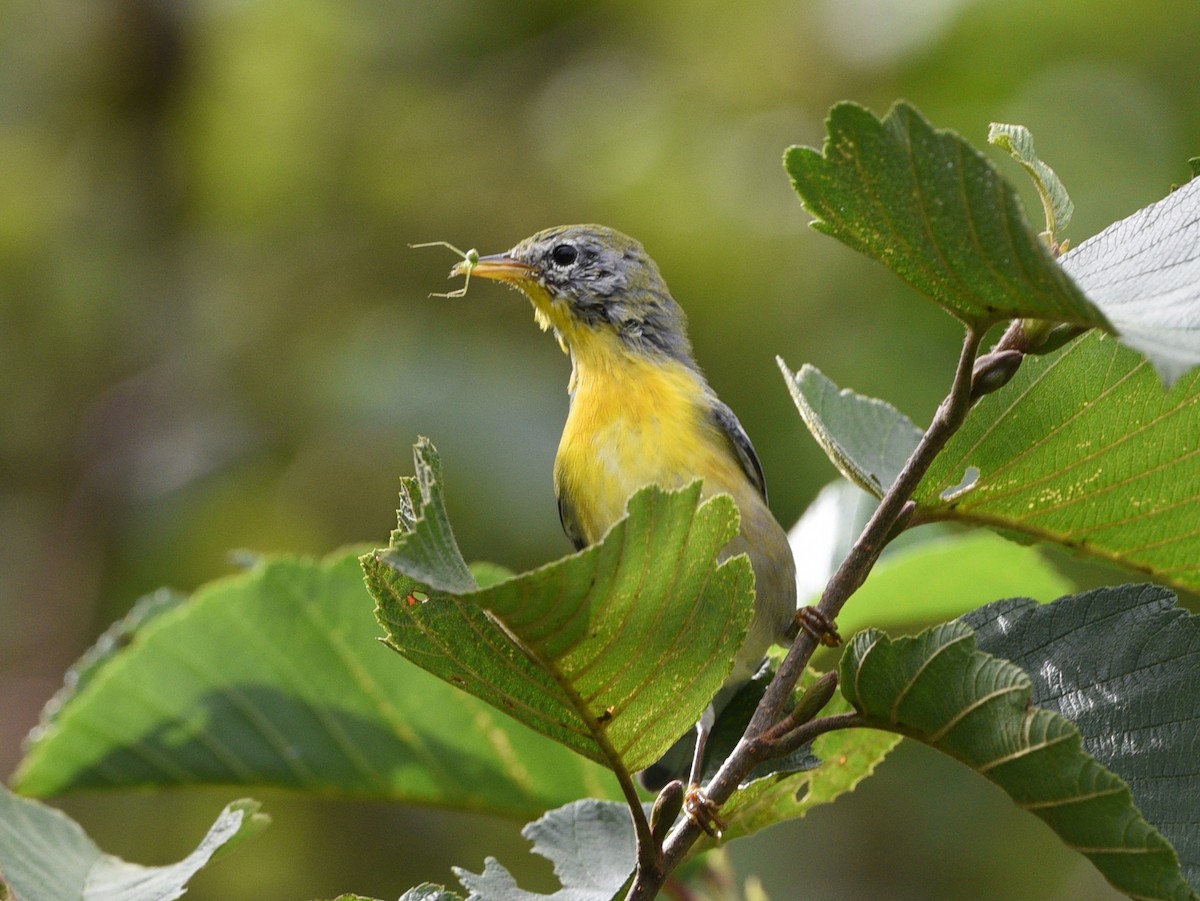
455 224 694 364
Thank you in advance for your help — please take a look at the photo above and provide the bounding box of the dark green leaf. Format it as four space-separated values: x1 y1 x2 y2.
454 800 636 901
965 584 1200 890
917 330 1200 594
15 551 617 817
366 442 755 773
840 622 1196 899
988 122 1074 238
778 360 921 496
784 101 1109 330
1059 176 1200 385
0 787 267 901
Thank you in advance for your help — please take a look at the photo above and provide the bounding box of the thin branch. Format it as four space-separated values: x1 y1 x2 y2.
626 327 985 901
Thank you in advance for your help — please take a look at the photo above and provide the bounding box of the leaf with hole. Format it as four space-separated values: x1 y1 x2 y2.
916 330 1200 594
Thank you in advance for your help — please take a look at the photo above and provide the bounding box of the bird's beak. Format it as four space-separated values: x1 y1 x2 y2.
454 253 533 283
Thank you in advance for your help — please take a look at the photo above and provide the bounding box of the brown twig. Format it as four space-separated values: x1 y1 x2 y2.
625 327 985 900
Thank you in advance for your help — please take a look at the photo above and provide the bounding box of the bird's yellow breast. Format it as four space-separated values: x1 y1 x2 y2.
553 335 752 543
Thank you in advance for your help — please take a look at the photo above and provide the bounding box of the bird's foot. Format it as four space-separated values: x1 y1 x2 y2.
684 785 726 839
790 605 842 647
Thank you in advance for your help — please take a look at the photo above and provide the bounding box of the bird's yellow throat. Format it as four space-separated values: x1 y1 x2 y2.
554 335 752 544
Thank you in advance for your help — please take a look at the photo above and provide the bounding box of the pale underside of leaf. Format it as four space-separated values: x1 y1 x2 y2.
1060 176 1200 386
779 359 922 497
0 788 267 901
988 122 1074 237
454 799 638 901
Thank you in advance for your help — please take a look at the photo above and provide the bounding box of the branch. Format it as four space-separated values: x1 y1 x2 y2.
626 327 985 900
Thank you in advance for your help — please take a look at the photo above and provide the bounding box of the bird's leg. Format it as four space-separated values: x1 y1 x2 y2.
787 605 842 647
682 706 726 838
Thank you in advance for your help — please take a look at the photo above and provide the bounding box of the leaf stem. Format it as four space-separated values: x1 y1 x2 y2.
626 327 985 900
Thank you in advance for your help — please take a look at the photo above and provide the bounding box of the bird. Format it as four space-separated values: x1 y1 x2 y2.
449 224 798 803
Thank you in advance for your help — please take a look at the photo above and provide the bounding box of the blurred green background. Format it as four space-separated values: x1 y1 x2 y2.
2 0 1197 898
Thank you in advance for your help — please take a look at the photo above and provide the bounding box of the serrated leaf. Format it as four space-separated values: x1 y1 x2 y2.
366 441 756 773
29 587 187 736
1059 176 1200 385
454 800 636 901
964 584 1200 890
387 437 477 593
15 551 617 816
841 622 1197 900
0 787 267 901
988 122 1074 238
778 360 922 496
916 330 1200 593
785 101 1109 330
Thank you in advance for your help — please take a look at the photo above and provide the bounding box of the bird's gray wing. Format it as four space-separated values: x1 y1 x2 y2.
708 397 768 503
557 491 588 551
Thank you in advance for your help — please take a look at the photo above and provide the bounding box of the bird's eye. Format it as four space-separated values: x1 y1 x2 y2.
549 243 578 267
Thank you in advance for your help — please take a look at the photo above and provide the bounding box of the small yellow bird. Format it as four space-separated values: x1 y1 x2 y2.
453 224 797 791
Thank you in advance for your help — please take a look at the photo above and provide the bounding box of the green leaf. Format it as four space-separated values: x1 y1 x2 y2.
698 668 899 845
454 800 636 901
784 101 1109 330
0 787 267 901
916 330 1200 594
1188 157 1200 179
988 122 1074 239
15 551 617 817
1059 176 1200 385
386 436 477 593
366 441 755 773
785 477 1071 634
28 587 188 741
778 360 922 496
839 531 1073 636
964 584 1200 890
840 622 1197 900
